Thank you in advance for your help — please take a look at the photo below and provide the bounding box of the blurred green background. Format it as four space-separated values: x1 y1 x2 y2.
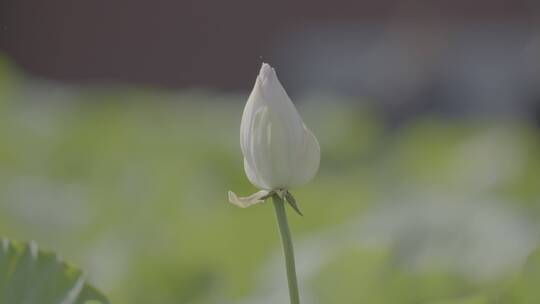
1 55 540 303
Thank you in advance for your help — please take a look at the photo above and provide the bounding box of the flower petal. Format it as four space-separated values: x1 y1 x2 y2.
243 158 268 189
289 126 321 187
239 63 320 190
228 190 272 208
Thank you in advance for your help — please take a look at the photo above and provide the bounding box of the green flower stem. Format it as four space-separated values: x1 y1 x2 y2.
272 194 300 304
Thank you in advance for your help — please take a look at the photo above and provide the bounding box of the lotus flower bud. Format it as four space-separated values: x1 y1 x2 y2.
240 63 320 190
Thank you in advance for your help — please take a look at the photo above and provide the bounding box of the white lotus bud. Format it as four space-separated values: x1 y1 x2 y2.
239 63 320 190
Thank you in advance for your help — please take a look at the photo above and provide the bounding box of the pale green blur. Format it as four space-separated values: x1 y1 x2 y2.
0 57 539 304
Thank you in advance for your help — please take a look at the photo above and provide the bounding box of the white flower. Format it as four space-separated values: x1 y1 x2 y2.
229 63 320 209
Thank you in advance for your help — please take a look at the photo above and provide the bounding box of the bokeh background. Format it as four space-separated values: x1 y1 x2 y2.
1 1 540 303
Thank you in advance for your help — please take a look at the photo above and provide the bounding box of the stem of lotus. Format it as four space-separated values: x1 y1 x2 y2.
272 194 300 304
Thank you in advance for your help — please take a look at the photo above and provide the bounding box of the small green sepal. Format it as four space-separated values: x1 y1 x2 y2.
284 191 303 216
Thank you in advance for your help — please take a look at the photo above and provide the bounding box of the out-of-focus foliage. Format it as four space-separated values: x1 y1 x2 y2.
0 57 539 303
0 238 108 304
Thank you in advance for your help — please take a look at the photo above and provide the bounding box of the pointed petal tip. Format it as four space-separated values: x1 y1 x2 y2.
261 62 272 70
259 63 275 81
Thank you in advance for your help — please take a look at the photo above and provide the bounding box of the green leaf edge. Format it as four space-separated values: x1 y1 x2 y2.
0 237 110 304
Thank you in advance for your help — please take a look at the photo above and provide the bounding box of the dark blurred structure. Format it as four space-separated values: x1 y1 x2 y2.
1 0 540 122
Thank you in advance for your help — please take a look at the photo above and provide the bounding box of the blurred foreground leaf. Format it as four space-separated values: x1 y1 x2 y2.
0 238 108 304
